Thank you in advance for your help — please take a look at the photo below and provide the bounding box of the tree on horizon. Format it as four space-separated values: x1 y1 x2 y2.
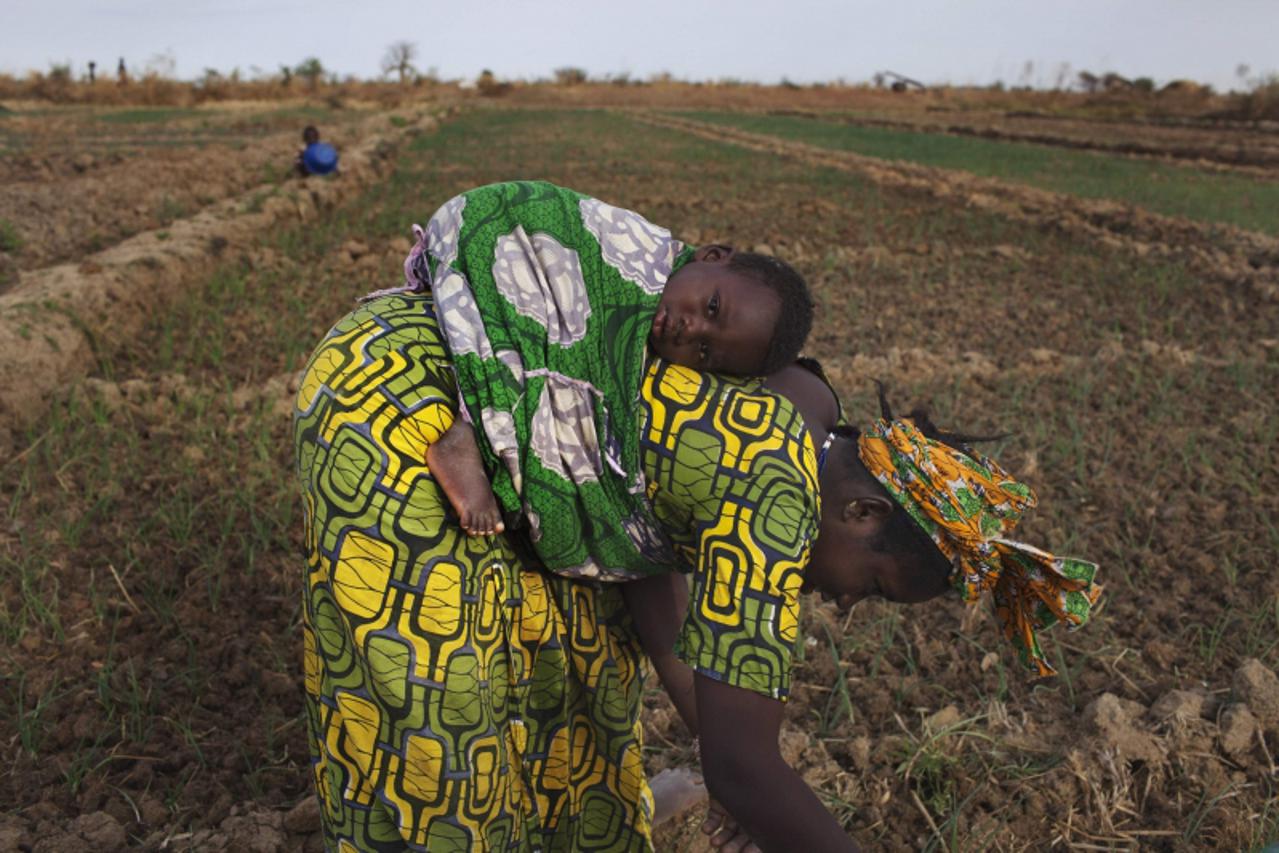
382 41 417 84
295 57 324 90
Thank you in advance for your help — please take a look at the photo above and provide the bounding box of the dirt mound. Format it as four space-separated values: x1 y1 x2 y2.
0 111 437 459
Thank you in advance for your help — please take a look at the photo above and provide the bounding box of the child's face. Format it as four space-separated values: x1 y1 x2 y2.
649 265 779 375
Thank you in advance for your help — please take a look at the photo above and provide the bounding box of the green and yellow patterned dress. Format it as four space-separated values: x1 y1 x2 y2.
294 294 818 851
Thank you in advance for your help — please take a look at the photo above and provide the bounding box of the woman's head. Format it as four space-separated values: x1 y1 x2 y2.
803 427 955 609
806 385 1102 676
650 244 813 376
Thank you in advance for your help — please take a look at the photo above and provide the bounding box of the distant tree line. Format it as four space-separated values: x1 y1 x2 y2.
8 43 1276 121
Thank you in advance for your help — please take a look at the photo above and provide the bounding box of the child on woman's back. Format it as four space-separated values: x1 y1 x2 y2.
429 238 812 537
379 181 814 566
369 182 822 829
376 180 813 685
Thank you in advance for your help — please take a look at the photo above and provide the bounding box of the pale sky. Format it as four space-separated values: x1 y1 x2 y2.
3 0 1275 92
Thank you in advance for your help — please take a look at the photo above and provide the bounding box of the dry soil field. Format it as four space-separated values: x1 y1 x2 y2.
1 89 1277 851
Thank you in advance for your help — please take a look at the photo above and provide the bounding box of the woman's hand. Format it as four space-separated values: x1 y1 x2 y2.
695 674 860 851
702 798 761 853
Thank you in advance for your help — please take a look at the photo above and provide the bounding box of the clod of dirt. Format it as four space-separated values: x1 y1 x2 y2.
1083 692 1164 765
1218 703 1259 757
72 377 126 413
1150 689 1212 724
774 725 852 799
1234 658 1279 732
848 735 872 771
137 794 168 828
73 812 127 850
0 814 28 851
1142 639 1180 670
924 704 962 732
990 244 1031 261
342 239 371 259
1028 347 1059 364
778 725 808 765
798 737 851 795
283 796 321 834
192 807 288 853
32 811 128 853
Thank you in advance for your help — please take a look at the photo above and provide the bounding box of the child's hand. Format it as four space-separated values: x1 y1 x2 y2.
701 798 761 853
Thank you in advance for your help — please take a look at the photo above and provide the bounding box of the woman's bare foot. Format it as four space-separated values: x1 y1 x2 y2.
701 797 761 852
427 422 505 536
650 767 707 828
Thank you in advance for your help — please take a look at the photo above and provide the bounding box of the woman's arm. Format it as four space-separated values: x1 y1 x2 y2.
627 578 764 852
696 674 860 853
623 573 699 732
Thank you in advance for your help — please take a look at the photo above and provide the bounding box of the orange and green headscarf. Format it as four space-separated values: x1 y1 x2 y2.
857 417 1102 677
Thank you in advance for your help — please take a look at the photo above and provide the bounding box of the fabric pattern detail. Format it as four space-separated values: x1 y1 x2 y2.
479 406 522 494
434 269 494 359
426 192 466 268
640 361 819 700
495 349 525 384
294 293 654 852
579 197 683 294
528 375 603 486
857 417 1102 677
493 229 591 346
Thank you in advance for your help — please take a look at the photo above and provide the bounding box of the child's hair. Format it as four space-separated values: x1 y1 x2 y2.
727 251 813 374
302 125 320 144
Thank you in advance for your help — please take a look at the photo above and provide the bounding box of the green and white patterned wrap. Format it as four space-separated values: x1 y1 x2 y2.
418 181 695 581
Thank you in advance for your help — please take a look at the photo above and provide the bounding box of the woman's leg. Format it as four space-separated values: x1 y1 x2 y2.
511 571 653 851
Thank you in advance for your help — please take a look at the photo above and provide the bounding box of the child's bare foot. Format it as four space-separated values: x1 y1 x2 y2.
650 767 707 828
427 422 505 536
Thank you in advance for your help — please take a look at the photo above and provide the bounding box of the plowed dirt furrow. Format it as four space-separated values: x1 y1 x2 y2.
772 109 1279 171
